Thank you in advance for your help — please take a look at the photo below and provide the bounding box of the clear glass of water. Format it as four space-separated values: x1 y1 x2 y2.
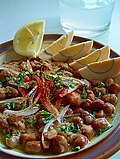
59 0 115 37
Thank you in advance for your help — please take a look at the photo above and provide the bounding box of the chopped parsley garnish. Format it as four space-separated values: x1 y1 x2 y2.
6 102 16 110
66 77 73 82
6 70 30 85
16 131 21 136
98 81 105 88
2 133 11 142
19 70 30 77
45 75 51 81
69 84 75 88
89 112 96 119
54 75 61 83
60 81 69 88
81 85 87 99
27 117 34 124
95 125 113 136
39 110 54 124
56 71 63 75
108 114 115 118
17 101 26 110
94 91 102 97
32 103 40 107
72 146 81 151
60 122 80 133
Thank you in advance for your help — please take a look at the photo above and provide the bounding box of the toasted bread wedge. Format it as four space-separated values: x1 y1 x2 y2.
78 57 120 81
69 45 110 70
52 41 93 62
38 31 74 60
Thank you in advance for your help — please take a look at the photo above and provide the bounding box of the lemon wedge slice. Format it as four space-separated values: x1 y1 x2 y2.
13 20 45 58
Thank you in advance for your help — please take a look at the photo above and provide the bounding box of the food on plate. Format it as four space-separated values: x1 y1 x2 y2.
13 20 45 58
0 22 120 156
0 56 119 155
39 31 74 60
52 41 93 62
69 46 110 70
78 57 120 81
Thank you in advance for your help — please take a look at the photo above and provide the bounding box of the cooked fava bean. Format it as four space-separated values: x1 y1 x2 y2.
81 124 94 139
93 87 106 96
74 107 84 114
0 92 6 100
0 114 9 130
92 118 109 130
0 87 18 100
74 134 88 148
108 83 120 94
57 132 68 139
80 111 89 119
66 92 81 107
90 80 101 87
66 108 73 115
47 129 57 139
67 133 78 144
86 90 95 101
6 135 20 148
105 78 114 87
7 115 25 130
67 116 83 126
37 118 45 127
80 99 92 111
6 86 19 98
25 141 43 154
91 99 105 111
103 103 115 115
0 70 10 82
82 114 94 125
20 133 37 144
52 135 68 154
102 94 118 105
95 110 106 118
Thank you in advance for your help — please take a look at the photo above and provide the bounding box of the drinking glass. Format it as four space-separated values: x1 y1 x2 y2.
59 0 115 37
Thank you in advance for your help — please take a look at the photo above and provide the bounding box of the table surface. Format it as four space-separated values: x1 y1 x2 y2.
0 0 120 158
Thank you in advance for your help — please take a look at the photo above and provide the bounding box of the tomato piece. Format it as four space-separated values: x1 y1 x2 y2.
33 75 44 103
24 76 31 82
55 97 62 109
54 88 68 98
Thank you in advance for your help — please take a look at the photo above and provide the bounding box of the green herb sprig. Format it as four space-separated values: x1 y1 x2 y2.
81 85 87 99
39 110 54 124
2 133 11 142
60 122 80 133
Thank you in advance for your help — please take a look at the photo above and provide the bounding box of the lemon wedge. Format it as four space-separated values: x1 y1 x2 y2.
13 20 45 58
69 45 110 70
78 57 120 81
